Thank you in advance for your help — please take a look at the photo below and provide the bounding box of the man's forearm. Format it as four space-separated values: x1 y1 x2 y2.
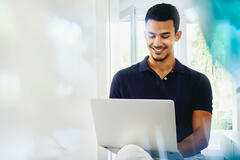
177 129 209 157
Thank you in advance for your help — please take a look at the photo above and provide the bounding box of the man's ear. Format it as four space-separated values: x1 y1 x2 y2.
175 31 182 41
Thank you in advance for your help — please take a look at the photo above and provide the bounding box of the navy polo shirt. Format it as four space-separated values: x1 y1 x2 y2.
110 56 213 142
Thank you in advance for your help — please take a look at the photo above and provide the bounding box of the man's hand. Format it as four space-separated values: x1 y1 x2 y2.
177 110 212 157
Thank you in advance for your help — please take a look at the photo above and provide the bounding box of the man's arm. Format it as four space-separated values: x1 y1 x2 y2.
177 110 212 157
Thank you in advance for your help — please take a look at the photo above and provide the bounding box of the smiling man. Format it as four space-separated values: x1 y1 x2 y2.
110 3 212 160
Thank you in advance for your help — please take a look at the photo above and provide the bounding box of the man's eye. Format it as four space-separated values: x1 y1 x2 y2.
162 35 170 39
148 35 155 39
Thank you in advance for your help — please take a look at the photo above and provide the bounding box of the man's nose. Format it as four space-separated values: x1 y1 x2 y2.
153 36 163 46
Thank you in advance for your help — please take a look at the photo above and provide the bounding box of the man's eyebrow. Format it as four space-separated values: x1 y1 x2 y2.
146 32 171 35
160 32 171 35
147 32 155 35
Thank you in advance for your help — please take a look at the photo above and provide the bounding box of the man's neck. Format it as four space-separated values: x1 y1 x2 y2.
147 55 176 79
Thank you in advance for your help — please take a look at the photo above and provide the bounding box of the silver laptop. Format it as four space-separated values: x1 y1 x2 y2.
91 99 183 160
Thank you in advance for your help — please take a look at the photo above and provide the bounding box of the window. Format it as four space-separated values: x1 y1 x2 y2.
109 3 235 130
187 24 235 130
110 21 235 130
110 21 131 78
137 21 148 61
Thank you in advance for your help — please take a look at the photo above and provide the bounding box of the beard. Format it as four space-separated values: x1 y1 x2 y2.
151 53 169 62
150 45 169 62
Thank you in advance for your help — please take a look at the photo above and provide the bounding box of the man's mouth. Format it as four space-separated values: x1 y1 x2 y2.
152 47 165 55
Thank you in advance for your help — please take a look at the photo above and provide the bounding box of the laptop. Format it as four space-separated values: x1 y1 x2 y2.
91 99 183 160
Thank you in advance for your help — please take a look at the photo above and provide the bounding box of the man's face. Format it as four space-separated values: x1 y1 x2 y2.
145 19 181 62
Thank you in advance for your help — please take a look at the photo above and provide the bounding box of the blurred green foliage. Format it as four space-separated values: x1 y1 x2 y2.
189 24 233 130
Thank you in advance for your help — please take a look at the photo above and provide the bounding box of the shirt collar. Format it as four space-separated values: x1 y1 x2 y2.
139 56 185 74
173 58 185 74
139 56 151 72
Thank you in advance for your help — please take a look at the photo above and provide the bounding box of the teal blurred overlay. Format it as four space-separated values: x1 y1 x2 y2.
195 0 240 84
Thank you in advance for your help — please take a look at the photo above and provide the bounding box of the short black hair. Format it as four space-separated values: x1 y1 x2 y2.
145 3 180 32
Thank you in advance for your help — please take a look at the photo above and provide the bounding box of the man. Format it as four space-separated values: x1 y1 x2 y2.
110 3 212 160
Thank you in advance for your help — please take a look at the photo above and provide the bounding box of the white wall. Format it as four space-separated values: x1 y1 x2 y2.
96 0 111 98
0 0 98 159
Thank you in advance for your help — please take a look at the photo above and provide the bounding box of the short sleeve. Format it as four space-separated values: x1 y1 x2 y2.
109 71 122 98
192 74 213 113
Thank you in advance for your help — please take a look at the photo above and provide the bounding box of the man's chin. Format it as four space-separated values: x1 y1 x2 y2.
151 54 168 62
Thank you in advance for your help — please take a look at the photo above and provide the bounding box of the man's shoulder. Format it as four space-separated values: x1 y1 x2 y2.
183 64 208 79
182 64 210 86
115 63 140 78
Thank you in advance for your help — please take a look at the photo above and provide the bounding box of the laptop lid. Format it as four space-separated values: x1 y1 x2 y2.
91 99 179 153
